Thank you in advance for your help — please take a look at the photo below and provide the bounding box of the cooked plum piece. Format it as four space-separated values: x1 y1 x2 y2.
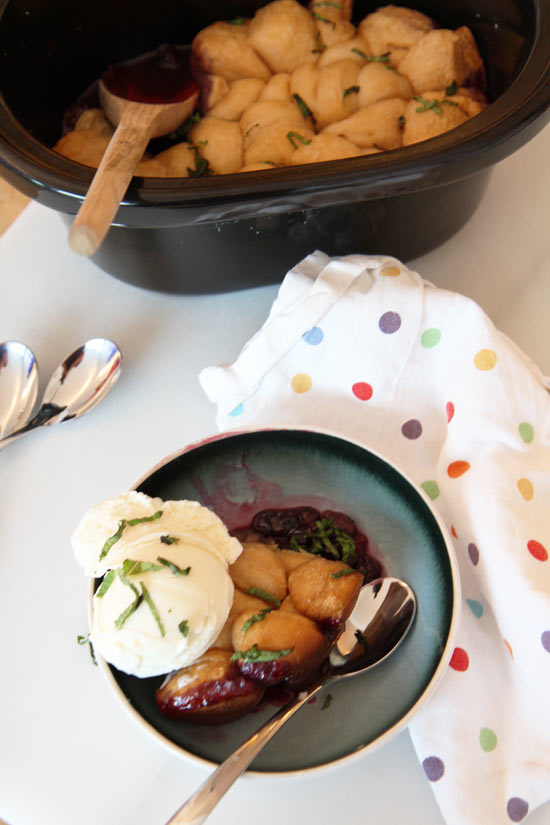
156 648 264 723
288 557 363 625
229 541 288 604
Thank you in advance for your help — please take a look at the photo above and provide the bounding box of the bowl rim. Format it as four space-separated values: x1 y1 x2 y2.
88 424 462 778
1 2 550 220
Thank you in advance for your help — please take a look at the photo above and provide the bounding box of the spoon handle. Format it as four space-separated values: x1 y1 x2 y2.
69 104 158 256
164 682 324 825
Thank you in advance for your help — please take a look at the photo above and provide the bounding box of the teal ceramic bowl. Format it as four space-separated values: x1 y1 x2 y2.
95 427 460 774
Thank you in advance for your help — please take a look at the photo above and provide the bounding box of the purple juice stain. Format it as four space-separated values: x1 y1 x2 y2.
507 797 529 822
379 311 402 334
422 756 445 782
401 419 423 439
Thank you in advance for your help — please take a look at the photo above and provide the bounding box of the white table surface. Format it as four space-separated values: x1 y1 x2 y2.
1 123 549 825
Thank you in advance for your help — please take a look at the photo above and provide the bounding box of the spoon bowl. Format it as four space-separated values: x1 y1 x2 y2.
165 577 416 825
0 338 122 448
0 341 38 439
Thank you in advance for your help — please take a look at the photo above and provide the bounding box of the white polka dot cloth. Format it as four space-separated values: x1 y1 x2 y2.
200 251 550 825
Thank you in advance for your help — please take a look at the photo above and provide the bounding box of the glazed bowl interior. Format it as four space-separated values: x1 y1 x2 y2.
94 428 460 774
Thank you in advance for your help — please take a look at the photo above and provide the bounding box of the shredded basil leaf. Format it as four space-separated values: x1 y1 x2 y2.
351 48 395 71
246 586 281 607
260 160 276 166
122 559 164 576
179 620 189 636
245 122 260 138
230 643 292 662
188 149 210 177
343 85 360 99
114 569 142 629
157 557 191 576
98 511 163 561
170 112 200 141
160 535 180 545
322 693 333 709
414 94 458 114
398 114 406 130
95 569 116 597
287 131 312 149
289 517 356 564
445 80 458 96
312 11 335 28
140 581 165 637
77 634 97 665
292 93 316 124
331 567 356 579
227 16 246 25
241 607 273 632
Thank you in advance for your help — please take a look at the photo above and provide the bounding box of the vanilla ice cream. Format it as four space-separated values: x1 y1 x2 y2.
72 492 242 677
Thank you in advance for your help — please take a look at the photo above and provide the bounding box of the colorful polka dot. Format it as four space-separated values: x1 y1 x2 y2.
291 373 312 394
422 756 445 782
449 647 469 671
527 539 548 561
302 326 324 346
448 460 470 478
517 478 534 500
504 639 514 659
474 348 497 370
421 480 440 500
378 311 401 334
507 797 529 822
466 599 483 619
421 328 442 348
401 419 422 439
352 382 373 401
446 402 455 423
228 403 244 417
468 543 480 565
380 265 401 277
519 422 535 444
541 631 550 653
479 727 498 752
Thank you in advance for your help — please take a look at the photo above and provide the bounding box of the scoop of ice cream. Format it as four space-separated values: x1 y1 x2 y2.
72 491 242 577
72 492 243 677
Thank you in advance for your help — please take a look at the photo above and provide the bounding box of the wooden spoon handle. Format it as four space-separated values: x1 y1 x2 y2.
69 104 157 256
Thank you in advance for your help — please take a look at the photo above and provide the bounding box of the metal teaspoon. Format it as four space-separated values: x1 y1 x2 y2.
0 341 39 439
0 338 122 449
165 576 417 825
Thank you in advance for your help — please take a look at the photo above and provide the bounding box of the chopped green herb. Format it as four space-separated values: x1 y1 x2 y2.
77 634 97 665
140 581 165 637
160 534 180 545
445 80 458 96
121 559 164 576
245 122 260 138
188 149 210 177
98 511 163 561
351 48 395 71
246 586 281 607
398 114 406 130
179 620 189 637
289 517 356 564
343 85 360 99
157 557 191 576
292 93 316 124
331 567 356 579
260 160 276 166
95 569 116 597
169 111 200 142
286 131 312 149
414 94 458 114
230 643 292 662
227 16 246 24
114 569 142 629
321 693 333 710
312 11 336 28
241 607 273 632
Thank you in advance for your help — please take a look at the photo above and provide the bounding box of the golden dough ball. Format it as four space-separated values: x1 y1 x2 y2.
191 20 272 83
323 97 407 149
240 99 304 146
189 117 244 174
248 0 318 73
401 92 470 146
356 61 413 108
358 5 434 67
288 132 364 164
53 129 110 168
135 158 166 177
398 27 484 94
314 58 361 129
208 78 266 120
259 72 292 103
244 123 316 166
74 108 114 137
289 61 319 121
317 35 373 69
309 0 355 48
151 142 197 177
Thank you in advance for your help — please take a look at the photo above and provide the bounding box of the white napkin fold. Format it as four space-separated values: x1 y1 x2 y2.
199 251 550 825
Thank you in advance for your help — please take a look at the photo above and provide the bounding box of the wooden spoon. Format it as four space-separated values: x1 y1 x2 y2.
69 45 199 257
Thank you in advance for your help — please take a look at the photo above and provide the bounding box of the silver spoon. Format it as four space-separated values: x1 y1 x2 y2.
0 341 39 439
0 338 122 449
165 577 416 825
